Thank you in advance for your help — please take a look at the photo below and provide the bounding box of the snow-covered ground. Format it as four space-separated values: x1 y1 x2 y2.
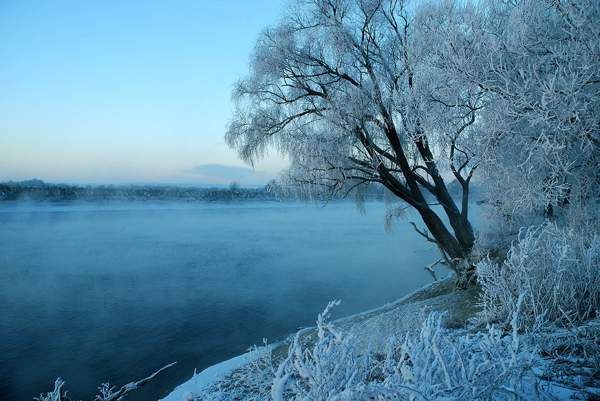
160 351 263 401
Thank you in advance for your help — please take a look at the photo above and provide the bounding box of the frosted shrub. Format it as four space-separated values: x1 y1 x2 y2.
268 302 547 401
194 301 370 401
476 223 600 330
373 310 542 401
271 300 370 401
35 379 67 401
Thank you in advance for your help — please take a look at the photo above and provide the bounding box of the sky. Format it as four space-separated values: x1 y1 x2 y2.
0 0 288 186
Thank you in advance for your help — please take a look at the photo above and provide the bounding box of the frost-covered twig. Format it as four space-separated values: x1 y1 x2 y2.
94 362 176 401
37 362 176 401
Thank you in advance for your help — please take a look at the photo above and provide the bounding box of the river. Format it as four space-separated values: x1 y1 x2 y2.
0 201 451 400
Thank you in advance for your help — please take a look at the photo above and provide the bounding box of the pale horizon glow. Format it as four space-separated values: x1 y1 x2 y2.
0 0 288 186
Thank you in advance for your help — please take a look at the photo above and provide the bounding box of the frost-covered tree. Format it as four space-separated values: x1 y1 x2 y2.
449 0 600 221
227 0 484 270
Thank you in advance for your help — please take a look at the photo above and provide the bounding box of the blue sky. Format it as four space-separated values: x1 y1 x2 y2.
0 0 287 185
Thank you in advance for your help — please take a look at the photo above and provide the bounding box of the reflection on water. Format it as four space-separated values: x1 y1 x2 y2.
0 201 444 401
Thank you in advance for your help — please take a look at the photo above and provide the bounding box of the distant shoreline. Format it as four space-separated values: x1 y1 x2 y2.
0 179 280 203
0 179 388 203
0 179 474 204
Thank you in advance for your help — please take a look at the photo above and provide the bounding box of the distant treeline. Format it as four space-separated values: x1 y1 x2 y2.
0 179 475 203
0 179 280 202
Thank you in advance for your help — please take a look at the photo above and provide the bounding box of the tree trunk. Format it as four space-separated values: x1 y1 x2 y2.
447 212 475 252
417 206 466 261
416 205 476 288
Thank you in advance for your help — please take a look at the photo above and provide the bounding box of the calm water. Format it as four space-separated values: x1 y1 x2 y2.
0 201 445 401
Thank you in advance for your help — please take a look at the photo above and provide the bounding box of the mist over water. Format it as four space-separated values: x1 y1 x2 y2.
0 201 449 401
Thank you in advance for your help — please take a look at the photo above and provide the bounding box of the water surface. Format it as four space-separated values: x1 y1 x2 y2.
0 201 445 401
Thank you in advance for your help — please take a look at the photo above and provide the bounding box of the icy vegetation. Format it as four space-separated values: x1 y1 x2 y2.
35 363 177 401
476 223 600 331
182 298 599 401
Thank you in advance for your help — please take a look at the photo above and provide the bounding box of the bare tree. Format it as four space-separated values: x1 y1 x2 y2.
227 0 483 276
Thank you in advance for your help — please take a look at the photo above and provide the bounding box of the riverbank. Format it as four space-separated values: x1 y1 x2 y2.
161 276 480 401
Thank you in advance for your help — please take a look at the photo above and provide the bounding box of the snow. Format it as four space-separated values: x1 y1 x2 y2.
160 350 267 401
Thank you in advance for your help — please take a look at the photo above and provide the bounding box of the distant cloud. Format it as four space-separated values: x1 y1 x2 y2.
184 164 275 186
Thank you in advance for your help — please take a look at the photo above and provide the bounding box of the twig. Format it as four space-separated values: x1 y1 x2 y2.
424 258 443 281
103 362 177 401
409 222 437 244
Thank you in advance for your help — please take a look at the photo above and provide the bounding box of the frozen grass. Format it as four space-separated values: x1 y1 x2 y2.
188 297 599 401
476 223 600 331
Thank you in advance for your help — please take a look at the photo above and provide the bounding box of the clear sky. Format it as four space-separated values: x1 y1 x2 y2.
0 0 288 185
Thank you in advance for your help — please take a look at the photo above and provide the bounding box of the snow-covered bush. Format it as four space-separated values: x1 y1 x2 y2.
269 299 569 401
270 300 371 401
197 301 564 401
369 310 542 401
476 223 600 331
